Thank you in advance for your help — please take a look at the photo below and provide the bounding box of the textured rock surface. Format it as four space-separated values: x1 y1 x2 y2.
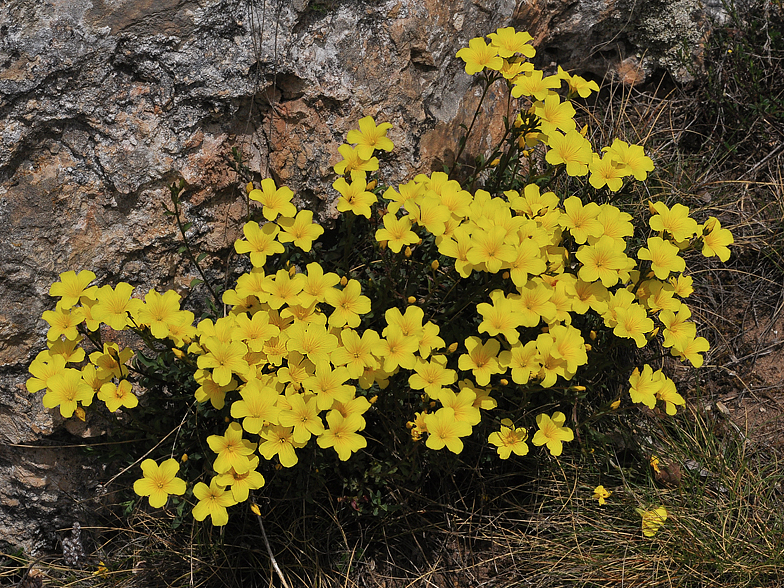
0 0 723 552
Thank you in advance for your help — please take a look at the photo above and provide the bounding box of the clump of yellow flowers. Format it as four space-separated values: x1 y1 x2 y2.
28 26 733 526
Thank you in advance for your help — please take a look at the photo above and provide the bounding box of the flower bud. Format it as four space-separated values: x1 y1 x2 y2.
490 158 501 167
431 260 439 271
246 182 254 194
404 247 412 258
502 271 510 280
499 378 509 386
407 295 417 304
585 344 592 351
447 342 459 353
181 453 188 462
589 330 597 340
340 275 348 286
366 180 377 191
379 240 388 250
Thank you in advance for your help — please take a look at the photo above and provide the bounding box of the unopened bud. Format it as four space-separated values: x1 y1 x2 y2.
431 260 439 271
340 275 348 286
572 385 586 392
172 348 185 358
246 182 254 194
407 295 417 304
585 343 592 351
404 247 412 258
490 158 501 167
502 271 510 280
648 201 657 214
589 330 597 340
289 266 296 276
366 180 377 191
369 395 378 404
580 125 588 137
499 378 509 386
379 240 388 250
181 453 188 462
447 342 459 353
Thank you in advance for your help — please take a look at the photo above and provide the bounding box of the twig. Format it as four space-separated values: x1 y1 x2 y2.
252 502 292 588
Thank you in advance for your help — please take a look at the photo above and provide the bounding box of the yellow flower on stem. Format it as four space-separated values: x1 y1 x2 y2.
317 410 368 460
324 280 371 328
27 353 68 393
334 174 377 219
234 221 284 267
424 407 473 453
134 289 182 340
230 379 282 434
278 393 324 444
589 153 629 191
458 336 502 386
207 422 256 474
592 485 611 505
42 303 84 342
408 355 457 401
333 143 379 176
42 368 95 418
91 283 144 331
530 94 576 136
628 364 661 409
249 179 297 221
544 130 592 176
346 116 394 160
133 458 186 508
456 37 503 75
531 411 574 457
488 418 529 459
197 337 250 387
277 209 324 252
90 343 134 380
603 139 654 180
375 213 419 253
192 478 237 526
512 69 561 101
636 506 668 537
299 262 340 306
701 217 734 262
649 202 699 242
98 380 138 412
215 455 266 503
49 270 98 309
331 328 380 378
259 425 299 467
488 27 535 58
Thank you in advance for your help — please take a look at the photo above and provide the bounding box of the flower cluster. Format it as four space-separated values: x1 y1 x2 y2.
27 26 734 527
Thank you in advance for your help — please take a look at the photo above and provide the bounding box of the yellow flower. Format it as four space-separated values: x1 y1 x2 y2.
259 425 299 467
531 411 574 456
375 213 419 253
98 380 138 412
603 139 654 181
424 407 473 454
197 337 250 387
408 355 457 400
49 270 97 309
134 289 182 340
41 303 84 342
456 37 503 75
592 485 611 505
230 378 281 434
487 27 535 58
91 283 144 331
544 130 592 176
345 116 394 160
701 217 734 262
333 143 379 176
207 422 256 474
317 410 367 460
133 458 187 508
278 393 324 444
215 455 266 503
42 368 95 418
589 153 629 191
530 94 576 136
488 419 529 459
334 174 377 219
249 178 296 221
458 336 502 386
637 506 668 537
277 210 324 252
512 69 561 101
649 202 699 242
192 478 237 526
234 221 284 267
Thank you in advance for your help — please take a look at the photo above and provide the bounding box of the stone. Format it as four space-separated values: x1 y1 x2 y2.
0 0 724 552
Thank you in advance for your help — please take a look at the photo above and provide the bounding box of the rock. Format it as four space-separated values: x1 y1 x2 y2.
0 0 724 552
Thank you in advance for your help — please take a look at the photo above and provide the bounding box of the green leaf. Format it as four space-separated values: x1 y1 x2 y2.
196 252 207 263
190 278 204 289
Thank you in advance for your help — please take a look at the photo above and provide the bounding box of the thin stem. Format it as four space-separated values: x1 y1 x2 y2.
449 71 498 180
